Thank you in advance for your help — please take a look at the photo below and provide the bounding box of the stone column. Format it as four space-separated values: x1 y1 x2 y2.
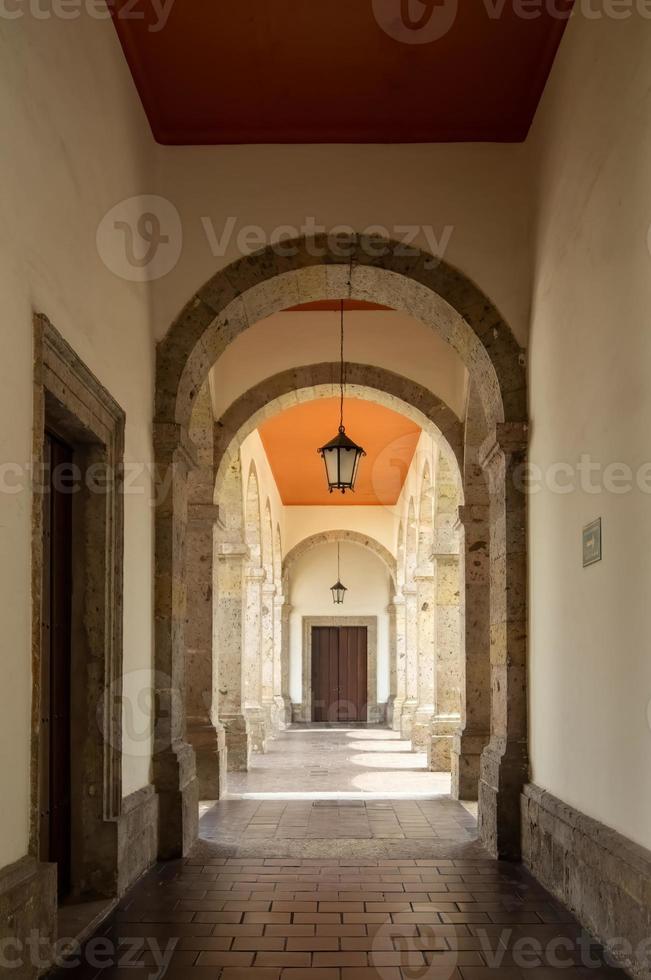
273 593 290 727
261 581 277 737
411 564 437 751
243 564 267 753
386 595 405 730
400 586 419 740
478 422 529 860
452 504 491 801
185 502 227 800
429 529 462 771
152 422 199 858
215 541 251 772
280 599 293 724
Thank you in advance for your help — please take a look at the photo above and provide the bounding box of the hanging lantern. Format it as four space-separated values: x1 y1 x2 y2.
330 543 347 604
317 300 366 493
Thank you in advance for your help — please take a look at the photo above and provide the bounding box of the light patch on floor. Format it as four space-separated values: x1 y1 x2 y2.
225 725 452 799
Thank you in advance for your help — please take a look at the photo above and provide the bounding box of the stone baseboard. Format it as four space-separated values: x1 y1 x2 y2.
0 855 56 978
522 783 651 980
117 785 158 895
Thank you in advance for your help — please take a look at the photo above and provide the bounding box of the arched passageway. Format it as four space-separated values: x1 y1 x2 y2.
153 235 527 860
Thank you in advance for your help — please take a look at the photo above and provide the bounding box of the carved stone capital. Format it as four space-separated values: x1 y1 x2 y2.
153 421 198 470
216 540 249 561
479 422 528 472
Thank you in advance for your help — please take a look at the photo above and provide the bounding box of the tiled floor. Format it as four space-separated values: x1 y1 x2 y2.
48 730 629 978
51 854 625 979
199 799 479 859
226 726 452 799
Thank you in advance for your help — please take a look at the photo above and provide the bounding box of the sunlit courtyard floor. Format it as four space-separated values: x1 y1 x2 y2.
226 725 453 799
196 727 479 859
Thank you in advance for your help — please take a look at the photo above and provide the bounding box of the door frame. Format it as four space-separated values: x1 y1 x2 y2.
31 314 125 900
298 616 381 724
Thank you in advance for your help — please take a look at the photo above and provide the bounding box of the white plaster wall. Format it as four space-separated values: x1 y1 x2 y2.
0 12 155 868
284 507 397 557
528 14 651 850
210 311 468 421
288 542 392 705
152 143 531 346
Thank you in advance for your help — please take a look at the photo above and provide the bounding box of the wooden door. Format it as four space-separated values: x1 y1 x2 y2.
311 626 367 722
40 431 73 899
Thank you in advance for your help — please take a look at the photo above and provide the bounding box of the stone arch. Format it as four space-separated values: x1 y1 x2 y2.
396 520 405 591
273 523 282 585
213 363 463 497
153 235 528 860
156 235 525 433
261 498 274 579
417 459 434 566
282 529 397 592
244 463 262 562
405 497 418 585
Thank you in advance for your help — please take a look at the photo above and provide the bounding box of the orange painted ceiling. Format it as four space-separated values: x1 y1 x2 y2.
110 1 573 144
258 398 421 506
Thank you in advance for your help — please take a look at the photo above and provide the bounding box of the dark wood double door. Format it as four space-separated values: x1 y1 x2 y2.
311 626 368 723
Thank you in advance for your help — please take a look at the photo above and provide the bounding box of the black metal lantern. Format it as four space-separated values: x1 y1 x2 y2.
317 301 366 493
330 543 347 605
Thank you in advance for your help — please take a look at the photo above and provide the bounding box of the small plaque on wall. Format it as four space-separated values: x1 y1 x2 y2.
582 518 602 567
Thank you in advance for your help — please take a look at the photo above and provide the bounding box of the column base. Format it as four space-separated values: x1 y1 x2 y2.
387 696 404 732
411 706 435 752
399 699 418 740
451 729 490 801
187 720 227 800
367 701 386 724
223 713 251 771
479 736 529 860
263 698 290 739
154 739 199 860
0 856 57 976
274 695 290 730
428 714 461 772
246 706 268 754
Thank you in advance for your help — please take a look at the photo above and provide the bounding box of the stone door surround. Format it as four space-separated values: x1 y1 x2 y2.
298 616 380 723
